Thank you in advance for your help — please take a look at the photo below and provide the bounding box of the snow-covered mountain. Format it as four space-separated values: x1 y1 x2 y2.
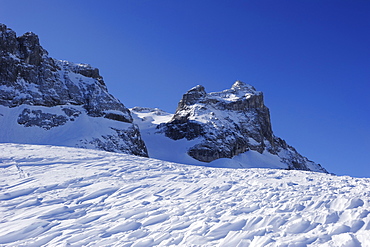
0 23 328 173
1 22 368 247
0 24 147 157
131 82 327 173
0 143 369 246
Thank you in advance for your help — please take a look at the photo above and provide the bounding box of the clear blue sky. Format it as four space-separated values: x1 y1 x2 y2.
1 0 369 177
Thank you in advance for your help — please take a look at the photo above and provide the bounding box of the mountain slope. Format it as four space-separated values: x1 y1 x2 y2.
0 23 147 156
0 143 368 246
131 82 327 173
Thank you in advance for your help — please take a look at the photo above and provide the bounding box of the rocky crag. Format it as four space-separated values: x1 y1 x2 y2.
0 24 147 156
157 81 327 172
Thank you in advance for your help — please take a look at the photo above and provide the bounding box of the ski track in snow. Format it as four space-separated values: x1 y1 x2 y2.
0 144 370 246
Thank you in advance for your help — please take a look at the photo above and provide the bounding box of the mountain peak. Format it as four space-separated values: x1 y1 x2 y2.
189 84 206 92
158 82 327 173
231 80 256 92
177 84 207 109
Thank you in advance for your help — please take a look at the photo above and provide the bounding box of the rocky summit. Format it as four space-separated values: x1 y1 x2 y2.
155 81 327 172
0 24 148 157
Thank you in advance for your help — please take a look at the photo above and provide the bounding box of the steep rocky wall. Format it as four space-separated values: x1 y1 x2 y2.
160 81 327 172
0 24 148 157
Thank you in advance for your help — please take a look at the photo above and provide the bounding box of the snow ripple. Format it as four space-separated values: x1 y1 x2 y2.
0 143 369 246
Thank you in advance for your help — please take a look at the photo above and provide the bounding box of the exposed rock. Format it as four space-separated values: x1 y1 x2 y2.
159 81 327 172
79 125 148 157
17 32 48 66
0 23 147 157
62 107 82 120
17 108 68 130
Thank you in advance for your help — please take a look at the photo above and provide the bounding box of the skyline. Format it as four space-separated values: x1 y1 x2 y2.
1 0 369 177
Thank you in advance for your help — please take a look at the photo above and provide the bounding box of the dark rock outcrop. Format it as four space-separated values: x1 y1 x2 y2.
17 108 69 130
0 23 147 157
0 24 131 122
160 81 327 172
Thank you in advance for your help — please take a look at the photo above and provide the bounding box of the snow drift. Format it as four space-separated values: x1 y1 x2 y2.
0 143 369 246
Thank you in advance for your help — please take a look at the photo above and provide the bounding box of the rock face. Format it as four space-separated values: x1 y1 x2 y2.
0 24 148 157
159 81 327 172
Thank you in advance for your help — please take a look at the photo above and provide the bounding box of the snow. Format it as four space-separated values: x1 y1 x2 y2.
208 81 261 103
0 105 132 148
209 150 287 169
1 143 369 246
131 108 201 164
57 60 97 86
131 107 173 125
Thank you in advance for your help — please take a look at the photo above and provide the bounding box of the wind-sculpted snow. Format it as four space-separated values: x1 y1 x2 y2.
0 144 369 246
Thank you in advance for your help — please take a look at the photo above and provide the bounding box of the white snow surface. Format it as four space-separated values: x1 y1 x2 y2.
1 143 370 246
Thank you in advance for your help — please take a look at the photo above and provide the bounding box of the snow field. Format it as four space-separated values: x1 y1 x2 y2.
1 143 370 246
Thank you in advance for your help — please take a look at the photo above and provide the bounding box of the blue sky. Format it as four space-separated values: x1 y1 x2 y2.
1 0 369 177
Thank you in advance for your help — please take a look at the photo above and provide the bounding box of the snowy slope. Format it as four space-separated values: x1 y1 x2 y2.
0 104 145 155
1 143 369 246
